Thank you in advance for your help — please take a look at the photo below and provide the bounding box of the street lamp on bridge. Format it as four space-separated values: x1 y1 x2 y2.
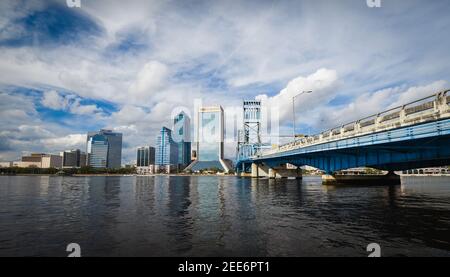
292 90 312 141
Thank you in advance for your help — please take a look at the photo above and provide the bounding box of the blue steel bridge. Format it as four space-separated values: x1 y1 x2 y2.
236 90 450 179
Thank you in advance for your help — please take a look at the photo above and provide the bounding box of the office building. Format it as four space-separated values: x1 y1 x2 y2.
185 106 230 173
87 134 109 168
22 153 46 162
60 149 87 168
136 164 157 175
17 153 62 168
155 127 179 173
173 111 191 167
0 162 13 168
87 129 122 168
137 146 155 167
41 155 63 168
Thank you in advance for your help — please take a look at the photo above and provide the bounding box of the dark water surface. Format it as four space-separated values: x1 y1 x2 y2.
0 175 449 257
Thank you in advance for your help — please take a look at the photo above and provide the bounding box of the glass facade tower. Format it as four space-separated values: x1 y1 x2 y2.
155 127 179 166
198 106 224 161
185 106 230 172
87 129 122 168
137 146 155 167
61 149 87 168
87 134 109 168
173 111 191 166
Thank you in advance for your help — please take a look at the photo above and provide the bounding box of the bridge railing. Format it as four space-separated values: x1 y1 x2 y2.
258 90 450 157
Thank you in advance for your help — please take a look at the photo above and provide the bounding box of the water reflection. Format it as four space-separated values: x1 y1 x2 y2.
0 175 449 257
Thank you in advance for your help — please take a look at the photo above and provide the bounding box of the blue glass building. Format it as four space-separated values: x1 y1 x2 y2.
87 134 109 168
87 129 122 168
155 127 179 166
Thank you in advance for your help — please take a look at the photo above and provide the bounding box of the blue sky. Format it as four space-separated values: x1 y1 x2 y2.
0 0 450 163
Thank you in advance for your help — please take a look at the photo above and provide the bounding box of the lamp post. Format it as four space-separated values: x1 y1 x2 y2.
292 90 312 141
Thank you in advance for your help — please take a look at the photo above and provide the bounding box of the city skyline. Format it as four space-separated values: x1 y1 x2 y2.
1 0 450 165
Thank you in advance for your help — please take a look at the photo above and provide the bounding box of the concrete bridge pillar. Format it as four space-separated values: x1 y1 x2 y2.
251 163 258 178
251 163 302 179
268 168 278 179
268 164 302 179
251 163 270 178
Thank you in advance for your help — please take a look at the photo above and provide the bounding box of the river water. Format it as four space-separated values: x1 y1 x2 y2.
0 175 449 257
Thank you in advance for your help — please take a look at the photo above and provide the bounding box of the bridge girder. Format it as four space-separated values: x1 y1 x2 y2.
250 134 450 174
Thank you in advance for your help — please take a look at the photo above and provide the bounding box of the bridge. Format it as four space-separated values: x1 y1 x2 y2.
236 90 450 183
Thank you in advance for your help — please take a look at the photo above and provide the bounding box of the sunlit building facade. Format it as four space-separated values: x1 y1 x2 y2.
155 127 179 166
185 106 230 172
87 134 109 168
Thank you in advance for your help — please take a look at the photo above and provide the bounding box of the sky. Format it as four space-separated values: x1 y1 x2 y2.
0 0 450 164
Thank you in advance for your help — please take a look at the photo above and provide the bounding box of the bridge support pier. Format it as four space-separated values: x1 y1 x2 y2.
251 163 270 178
251 163 302 179
268 167 302 179
322 171 400 185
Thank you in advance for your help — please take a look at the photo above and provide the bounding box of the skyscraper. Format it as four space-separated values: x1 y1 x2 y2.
173 111 191 167
61 149 87 168
137 146 155 167
155 127 179 167
87 129 122 168
185 106 230 172
87 134 108 168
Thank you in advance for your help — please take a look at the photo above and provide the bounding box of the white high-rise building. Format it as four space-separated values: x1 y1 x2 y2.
185 106 230 173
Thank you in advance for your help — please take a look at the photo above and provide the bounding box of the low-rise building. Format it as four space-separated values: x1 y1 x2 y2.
22 153 46 162
0 162 13 168
15 153 63 168
136 165 157 175
12 161 42 168
155 164 178 174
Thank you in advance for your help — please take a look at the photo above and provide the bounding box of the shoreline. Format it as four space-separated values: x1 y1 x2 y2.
1 173 449 177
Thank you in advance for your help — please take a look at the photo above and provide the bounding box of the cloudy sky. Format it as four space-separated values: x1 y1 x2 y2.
0 0 449 164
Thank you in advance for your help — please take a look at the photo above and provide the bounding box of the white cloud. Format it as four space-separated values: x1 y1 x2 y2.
256 68 339 121
0 92 95 161
41 90 103 116
41 90 70 110
111 105 148 125
40 134 87 151
300 80 448 132
128 60 169 101
69 99 102 115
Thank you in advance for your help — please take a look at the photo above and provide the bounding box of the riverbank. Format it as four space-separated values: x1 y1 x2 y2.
2 173 449 178
0 173 238 177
